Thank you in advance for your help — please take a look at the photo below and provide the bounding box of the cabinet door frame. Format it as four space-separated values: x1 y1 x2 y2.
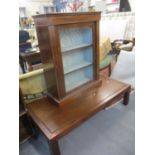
56 22 99 95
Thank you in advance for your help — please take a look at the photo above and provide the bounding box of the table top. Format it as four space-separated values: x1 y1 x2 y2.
26 78 130 140
20 48 40 56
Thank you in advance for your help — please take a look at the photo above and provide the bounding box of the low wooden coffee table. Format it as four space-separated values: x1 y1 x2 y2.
26 78 131 155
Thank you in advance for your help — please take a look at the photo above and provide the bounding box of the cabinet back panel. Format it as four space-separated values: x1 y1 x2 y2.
64 66 93 92
62 47 93 74
59 27 92 52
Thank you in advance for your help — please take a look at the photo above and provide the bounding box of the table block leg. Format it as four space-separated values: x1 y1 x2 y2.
48 140 61 155
123 90 130 105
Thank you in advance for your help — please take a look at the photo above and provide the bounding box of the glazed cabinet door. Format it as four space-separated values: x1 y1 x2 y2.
58 23 96 93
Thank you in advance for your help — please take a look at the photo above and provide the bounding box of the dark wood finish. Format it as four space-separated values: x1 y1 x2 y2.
19 89 33 144
19 115 33 144
33 12 101 26
48 140 60 155
19 51 42 72
123 91 130 105
95 20 100 80
26 78 131 155
48 26 66 98
33 12 101 105
19 89 26 115
19 55 26 73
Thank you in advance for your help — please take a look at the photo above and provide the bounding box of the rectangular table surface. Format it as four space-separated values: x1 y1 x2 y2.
26 78 130 140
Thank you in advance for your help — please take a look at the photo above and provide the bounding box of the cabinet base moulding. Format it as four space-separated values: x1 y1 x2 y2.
47 79 102 106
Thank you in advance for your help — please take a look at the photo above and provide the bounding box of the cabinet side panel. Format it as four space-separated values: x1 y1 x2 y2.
48 26 66 98
36 26 58 98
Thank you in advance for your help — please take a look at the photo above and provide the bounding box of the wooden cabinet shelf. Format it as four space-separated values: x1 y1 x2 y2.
61 43 92 53
33 12 101 105
60 26 92 52
64 61 92 75
62 45 93 74
65 65 93 92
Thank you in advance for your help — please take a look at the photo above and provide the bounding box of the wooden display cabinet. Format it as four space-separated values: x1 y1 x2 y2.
33 12 101 105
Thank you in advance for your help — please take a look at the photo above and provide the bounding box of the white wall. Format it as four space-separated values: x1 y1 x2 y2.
95 0 106 13
128 0 135 11
19 0 54 17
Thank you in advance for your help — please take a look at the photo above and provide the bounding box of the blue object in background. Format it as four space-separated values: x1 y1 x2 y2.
53 0 68 12
19 30 32 52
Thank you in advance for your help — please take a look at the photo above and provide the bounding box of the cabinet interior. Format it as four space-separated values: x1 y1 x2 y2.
59 26 94 92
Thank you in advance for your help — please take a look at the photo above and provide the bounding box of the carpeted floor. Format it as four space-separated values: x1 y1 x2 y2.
19 91 135 155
